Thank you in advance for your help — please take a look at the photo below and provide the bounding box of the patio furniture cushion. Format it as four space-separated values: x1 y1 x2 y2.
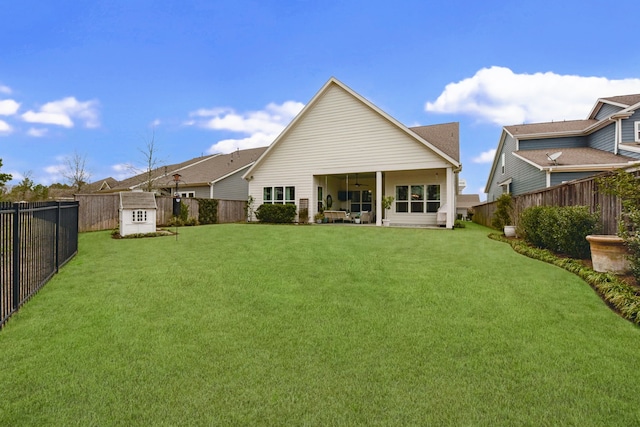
323 210 352 223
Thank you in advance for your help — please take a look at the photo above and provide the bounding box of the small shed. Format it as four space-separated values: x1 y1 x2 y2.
119 191 157 236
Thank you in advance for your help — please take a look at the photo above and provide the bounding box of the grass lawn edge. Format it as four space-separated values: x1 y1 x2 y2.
489 232 640 326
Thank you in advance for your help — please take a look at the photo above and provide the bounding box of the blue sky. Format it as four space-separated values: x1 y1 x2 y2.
2 0 640 198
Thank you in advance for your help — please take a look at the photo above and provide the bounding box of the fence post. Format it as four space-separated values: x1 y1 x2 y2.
12 203 20 312
55 201 61 273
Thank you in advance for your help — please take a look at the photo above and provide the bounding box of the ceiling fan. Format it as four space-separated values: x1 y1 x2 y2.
354 173 368 187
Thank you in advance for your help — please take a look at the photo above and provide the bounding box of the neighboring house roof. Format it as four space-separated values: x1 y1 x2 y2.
599 94 640 108
107 147 267 192
486 93 640 193
244 77 461 179
513 148 638 171
456 194 480 209
409 122 460 162
84 177 118 193
588 93 640 119
505 119 598 137
119 191 157 209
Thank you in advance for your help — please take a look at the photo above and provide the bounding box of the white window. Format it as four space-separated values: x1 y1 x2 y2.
180 191 195 198
395 185 440 213
263 186 295 204
501 153 506 174
635 121 640 143
132 210 147 222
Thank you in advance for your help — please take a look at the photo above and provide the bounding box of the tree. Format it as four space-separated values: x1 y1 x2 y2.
63 151 91 193
139 129 162 193
11 172 34 201
0 158 12 200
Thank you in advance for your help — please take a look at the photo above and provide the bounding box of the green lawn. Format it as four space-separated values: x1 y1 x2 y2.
1 222 639 425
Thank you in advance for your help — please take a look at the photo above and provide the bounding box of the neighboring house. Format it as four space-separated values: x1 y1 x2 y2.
83 177 118 193
119 191 157 236
456 194 480 220
243 77 462 228
485 94 640 201
103 147 267 200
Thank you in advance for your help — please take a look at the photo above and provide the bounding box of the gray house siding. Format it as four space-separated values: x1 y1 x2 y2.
511 159 545 196
487 134 517 201
550 171 596 186
587 123 615 151
519 136 586 151
594 103 624 120
621 110 640 143
211 169 249 201
617 147 640 160
176 186 209 198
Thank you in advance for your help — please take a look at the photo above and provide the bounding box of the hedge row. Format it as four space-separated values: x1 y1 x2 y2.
517 205 599 259
255 203 297 223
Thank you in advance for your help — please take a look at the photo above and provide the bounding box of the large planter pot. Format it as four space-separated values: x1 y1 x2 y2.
382 219 391 227
504 225 516 237
586 235 630 274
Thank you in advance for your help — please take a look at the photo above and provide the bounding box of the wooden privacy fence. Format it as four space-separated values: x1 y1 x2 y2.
473 171 625 235
75 194 246 232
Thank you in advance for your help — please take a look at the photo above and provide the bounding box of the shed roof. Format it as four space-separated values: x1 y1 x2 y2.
119 191 157 209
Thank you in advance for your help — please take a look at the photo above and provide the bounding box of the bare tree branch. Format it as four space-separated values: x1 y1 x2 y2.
63 151 91 193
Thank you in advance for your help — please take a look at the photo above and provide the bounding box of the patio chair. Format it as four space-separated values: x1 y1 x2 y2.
360 211 371 224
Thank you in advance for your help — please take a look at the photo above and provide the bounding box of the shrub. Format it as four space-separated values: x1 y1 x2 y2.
517 205 546 247
491 193 513 230
255 204 297 223
518 205 599 258
198 198 218 224
555 206 600 259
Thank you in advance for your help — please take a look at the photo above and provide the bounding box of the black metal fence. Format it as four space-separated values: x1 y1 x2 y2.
1 201 79 328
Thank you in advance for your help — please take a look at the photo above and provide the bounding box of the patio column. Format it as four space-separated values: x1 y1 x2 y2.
446 167 455 229
376 171 382 226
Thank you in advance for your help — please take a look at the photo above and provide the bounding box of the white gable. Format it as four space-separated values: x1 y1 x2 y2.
247 80 455 181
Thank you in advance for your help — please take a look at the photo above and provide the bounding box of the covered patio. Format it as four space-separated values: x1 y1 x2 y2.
314 167 456 228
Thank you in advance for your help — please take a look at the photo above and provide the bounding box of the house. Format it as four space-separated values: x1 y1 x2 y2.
103 147 267 200
119 191 157 236
485 94 640 201
242 77 462 228
456 194 480 220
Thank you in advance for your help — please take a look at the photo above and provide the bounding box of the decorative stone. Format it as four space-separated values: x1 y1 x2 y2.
586 235 630 274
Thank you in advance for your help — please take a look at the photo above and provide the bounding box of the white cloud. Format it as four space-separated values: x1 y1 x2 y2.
0 85 11 95
43 163 66 184
0 99 19 115
0 120 12 135
187 101 305 153
425 66 640 125
22 97 100 128
472 148 496 164
112 163 134 180
27 127 48 137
